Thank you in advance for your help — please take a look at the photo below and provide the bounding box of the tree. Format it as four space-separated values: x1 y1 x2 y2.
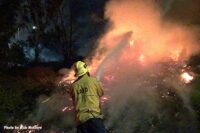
0 0 21 67
8 41 27 64
14 0 70 63
9 0 108 64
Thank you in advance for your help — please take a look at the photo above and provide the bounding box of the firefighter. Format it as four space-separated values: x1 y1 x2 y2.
70 61 106 133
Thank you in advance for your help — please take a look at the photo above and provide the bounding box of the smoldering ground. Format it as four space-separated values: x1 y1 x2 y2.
101 57 198 133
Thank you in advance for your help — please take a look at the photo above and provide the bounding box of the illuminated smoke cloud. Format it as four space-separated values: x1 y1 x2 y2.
91 0 200 66
83 0 200 132
57 0 200 132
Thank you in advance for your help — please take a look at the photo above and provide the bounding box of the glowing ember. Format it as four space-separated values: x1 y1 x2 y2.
62 107 68 112
101 95 111 104
181 72 194 83
62 106 74 112
68 107 73 111
102 96 109 101
139 54 145 63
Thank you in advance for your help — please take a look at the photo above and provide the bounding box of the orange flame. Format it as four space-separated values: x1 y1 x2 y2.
59 70 76 84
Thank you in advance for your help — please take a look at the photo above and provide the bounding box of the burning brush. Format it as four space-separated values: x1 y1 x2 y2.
51 1 200 131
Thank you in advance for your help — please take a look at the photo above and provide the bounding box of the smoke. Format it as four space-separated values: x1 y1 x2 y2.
85 0 200 132
161 0 174 15
107 0 198 60
87 0 200 74
96 32 132 80
23 68 75 132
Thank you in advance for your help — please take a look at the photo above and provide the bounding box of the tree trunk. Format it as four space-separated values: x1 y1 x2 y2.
58 8 68 62
69 0 72 60
29 0 41 63
58 0 73 63
0 38 9 67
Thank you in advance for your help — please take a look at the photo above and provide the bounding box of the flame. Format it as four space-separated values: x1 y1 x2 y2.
59 0 200 85
129 39 134 46
181 72 194 83
59 70 76 84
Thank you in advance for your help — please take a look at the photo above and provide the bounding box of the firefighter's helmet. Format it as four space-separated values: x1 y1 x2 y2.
74 61 88 77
